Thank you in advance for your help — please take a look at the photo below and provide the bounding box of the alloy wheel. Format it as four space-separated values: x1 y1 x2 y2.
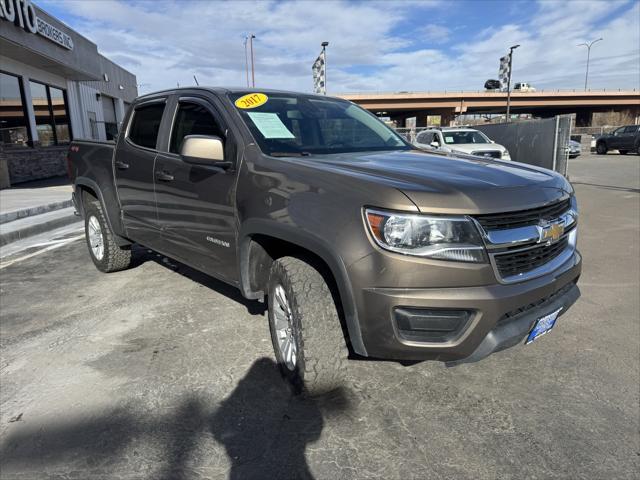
87 215 104 261
272 284 297 371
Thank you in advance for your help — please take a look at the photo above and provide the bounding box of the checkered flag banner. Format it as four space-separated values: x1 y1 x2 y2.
312 50 326 94
498 54 510 91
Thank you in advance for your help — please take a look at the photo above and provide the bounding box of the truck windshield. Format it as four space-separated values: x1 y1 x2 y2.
443 131 490 145
229 92 410 156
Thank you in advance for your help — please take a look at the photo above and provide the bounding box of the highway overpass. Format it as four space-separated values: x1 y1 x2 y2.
338 90 640 127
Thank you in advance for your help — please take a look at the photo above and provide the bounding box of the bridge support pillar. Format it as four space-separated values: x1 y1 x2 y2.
575 110 593 127
414 111 430 127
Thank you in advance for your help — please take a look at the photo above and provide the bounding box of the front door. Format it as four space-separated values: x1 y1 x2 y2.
620 125 639 151
154 97 239 282
114 99 166 248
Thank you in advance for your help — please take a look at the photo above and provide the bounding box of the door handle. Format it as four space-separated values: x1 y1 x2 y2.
115 160 129 170
155 171 174 182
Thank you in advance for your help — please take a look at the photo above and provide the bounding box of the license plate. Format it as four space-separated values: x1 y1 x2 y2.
526 308 562 344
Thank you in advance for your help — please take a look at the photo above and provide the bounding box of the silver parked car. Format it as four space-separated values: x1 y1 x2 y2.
414 127 511 160
568 140 581 158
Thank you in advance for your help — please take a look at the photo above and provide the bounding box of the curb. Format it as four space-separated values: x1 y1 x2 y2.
0 199 74 225
0 207 81 247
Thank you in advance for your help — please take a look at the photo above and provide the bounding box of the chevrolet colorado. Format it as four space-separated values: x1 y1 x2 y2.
68 88 581 395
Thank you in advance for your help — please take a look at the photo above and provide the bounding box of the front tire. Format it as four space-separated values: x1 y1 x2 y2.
84 201 132 273
619 150 628 155
267 257 348 396
596 142 607 155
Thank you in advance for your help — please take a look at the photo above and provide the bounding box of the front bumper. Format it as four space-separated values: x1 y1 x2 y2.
352 250 581 362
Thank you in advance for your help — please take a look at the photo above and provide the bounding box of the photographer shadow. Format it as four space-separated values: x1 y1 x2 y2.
208 357 350 480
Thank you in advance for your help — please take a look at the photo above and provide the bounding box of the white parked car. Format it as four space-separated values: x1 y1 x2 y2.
513 82 536 92
414 127 511 160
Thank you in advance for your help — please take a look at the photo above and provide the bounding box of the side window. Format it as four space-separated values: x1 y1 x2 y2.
169 101 224 154
417 131 432 144
624 126 638 134
613 127 625 136
128 102 165 149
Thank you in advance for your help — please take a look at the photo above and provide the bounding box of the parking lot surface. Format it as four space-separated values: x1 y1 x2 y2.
0 153 638 479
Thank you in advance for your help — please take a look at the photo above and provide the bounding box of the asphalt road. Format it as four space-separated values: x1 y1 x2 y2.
1 152 638 480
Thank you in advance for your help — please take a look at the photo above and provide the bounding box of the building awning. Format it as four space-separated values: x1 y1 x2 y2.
1 37 100 81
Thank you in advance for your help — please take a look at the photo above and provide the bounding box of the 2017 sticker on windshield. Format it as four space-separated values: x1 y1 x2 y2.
235 93 268 109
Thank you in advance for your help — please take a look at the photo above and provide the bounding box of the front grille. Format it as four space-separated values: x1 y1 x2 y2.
475 198 571 231
471 150 502 159
494 236 569 278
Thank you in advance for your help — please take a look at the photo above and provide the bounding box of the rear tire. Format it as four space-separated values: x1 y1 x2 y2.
596 142 607 155
84 201 132 273
267 256 348 396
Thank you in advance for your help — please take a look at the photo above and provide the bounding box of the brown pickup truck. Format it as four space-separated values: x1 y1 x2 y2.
68 87 581 395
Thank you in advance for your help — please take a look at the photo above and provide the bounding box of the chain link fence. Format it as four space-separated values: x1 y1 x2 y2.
393 116 573 177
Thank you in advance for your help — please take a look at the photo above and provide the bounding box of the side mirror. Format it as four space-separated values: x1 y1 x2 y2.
180 135 229 167
430 141 440 148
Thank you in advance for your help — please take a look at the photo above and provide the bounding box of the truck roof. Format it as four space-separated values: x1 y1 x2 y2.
135 86 339 102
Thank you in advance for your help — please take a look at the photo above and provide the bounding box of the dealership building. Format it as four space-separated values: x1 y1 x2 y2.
0 0 138 187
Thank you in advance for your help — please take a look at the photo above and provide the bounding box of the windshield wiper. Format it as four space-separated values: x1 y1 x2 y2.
269 151 311 157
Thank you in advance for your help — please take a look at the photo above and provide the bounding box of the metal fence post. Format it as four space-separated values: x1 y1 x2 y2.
552 116 560 172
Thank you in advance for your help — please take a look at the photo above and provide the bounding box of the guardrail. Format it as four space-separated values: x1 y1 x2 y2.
339 89 638 95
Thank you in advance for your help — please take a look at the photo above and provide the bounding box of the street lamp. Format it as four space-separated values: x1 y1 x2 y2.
249 34 256 87
578 38 603 91
243 36 250 87
321 41 329 94
505 44 520 123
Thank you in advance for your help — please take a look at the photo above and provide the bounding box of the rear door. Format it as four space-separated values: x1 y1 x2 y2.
114 98 166 248
153 95 239 282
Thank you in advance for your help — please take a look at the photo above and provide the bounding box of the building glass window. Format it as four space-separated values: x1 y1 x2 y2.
29 81 72 146
50 87 71 144
0 72 30 147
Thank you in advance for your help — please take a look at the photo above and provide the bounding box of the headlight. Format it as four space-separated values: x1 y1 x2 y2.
365 209 486 262
502 150 511 159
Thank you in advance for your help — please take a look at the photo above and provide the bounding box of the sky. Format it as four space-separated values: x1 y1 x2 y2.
39 0 640 95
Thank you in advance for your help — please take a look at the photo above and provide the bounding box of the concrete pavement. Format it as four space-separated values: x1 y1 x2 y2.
0 176 80 249
0 153 638 479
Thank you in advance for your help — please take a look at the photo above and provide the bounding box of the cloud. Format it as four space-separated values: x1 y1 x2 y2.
417 25 451 44
40 0 639 94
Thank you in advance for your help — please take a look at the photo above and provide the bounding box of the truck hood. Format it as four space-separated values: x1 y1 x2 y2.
297 149 572 214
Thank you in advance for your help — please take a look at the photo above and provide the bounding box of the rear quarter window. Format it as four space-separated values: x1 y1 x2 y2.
127 102 165 149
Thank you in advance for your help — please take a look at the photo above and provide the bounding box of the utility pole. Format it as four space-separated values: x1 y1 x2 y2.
321 41 329 95
505 44 520 123
249 34 256 87
578 38 603 91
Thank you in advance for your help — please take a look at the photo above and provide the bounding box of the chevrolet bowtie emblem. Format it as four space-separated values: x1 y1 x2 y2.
538 221 565 244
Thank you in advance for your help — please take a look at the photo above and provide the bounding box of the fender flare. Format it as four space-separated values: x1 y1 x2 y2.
75 176 130 246
238 219 367 356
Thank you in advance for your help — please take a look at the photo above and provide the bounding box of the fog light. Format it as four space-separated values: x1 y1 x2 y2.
394 308 472 342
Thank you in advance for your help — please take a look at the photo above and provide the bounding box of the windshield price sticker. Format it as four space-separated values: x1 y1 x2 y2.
247 112 295 139
235 93 268 109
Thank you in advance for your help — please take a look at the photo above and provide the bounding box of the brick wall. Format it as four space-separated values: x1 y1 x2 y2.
1 146 68 187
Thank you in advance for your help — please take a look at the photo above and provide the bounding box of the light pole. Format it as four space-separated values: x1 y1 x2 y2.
505 44 520 123
578 38 603 91
249 34 256 87
321 41 329 95
243 36 250 87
